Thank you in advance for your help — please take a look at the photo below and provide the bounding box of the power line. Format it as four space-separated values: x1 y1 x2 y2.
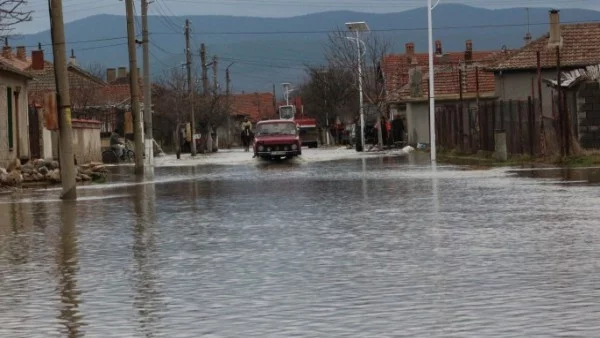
151 19 600 36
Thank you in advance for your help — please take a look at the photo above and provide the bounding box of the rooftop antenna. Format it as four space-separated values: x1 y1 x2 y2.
524 8 532 44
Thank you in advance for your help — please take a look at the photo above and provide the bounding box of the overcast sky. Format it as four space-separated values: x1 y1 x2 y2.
16 0 600 34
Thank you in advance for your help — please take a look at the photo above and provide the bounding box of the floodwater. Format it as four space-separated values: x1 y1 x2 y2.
1 149 600 337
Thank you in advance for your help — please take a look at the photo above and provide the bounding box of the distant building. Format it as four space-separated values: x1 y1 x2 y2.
485 10 600 118
382 40 504 144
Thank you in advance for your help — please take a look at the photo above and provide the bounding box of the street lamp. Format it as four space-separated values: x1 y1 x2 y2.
428 0 440 162
345 21 369 152
282 82 295 106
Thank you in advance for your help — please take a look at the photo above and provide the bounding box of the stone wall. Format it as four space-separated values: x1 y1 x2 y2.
71 119 102 164
577 81 600 149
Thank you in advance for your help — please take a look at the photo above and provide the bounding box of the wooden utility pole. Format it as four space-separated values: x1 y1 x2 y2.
185 19 197 156
212 55 218 93
49 0 76 200
125 0 144 174
272 84 277 113
200 44 209 96
141 0 153 166
225 66 231 96
537 51 546 157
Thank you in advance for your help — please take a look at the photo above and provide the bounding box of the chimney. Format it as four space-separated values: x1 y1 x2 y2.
31 50 45 70
2 38 11 58
68 49 78 66
16 46 26 60
548 9 562 47
435 40 442 56
465 40 473 63
107 68 117 83
524 32 532 45
118 67 127 79
405 42 415 57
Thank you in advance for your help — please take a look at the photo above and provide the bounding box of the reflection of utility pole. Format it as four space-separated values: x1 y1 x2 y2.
48 0 77 199
185 19 196 156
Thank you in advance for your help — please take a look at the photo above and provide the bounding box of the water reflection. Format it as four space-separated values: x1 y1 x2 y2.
509 167 600 184
56 201 85 337
131 182 163 337
2 155 600 336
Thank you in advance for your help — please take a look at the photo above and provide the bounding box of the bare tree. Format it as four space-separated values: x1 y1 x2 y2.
151 68 232 153
69 63 106 112
300 29 390 147
325 29 390 119
153 68 187 141
298 65 357 127
0 0 32 36
84 62 106 81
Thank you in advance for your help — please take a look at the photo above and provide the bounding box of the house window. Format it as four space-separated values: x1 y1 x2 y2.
7 87 13 149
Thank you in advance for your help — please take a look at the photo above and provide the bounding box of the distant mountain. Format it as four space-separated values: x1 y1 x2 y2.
9 4 600 93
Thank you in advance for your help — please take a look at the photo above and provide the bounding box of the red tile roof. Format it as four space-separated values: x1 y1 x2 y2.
382 49 504 102
0 59 32 79
230 92 276 121
488 23 600 71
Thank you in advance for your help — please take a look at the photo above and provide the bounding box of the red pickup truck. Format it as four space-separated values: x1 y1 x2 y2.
253 120 302 160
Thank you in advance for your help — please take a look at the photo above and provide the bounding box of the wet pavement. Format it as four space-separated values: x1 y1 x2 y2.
1 148 600 337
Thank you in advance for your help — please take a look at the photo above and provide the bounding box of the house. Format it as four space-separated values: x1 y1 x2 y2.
0 57 32 167
382 40 502 144
82 67 145 139
218 92 276 147
0 43 106 163
486 10 600 118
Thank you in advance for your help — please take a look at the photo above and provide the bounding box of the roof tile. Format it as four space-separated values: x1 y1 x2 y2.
229 93 276 121
488 23 600 71
383 49 502 102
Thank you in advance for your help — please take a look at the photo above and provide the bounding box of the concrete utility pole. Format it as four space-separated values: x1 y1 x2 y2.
427 0 438 162
200 44 209 96
141 0 154 166
125 0 144 175
226 63 232 147
185 19 197 156
48 0 77 200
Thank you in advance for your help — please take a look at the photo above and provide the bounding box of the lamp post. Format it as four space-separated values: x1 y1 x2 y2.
345 21 369 152
282 82 294 105
428 0 440 162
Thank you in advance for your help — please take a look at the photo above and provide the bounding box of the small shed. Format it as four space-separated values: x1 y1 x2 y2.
544 65 600 149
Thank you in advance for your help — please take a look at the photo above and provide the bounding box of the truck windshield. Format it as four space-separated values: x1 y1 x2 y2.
256 123 297 136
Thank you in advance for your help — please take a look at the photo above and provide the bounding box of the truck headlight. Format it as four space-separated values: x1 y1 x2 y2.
291 144 298 150
258 145 264 151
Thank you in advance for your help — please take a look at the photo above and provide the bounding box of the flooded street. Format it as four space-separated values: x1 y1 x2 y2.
1 148 600 337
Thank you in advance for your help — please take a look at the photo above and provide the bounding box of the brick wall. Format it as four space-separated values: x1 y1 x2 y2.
577 81 600 149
